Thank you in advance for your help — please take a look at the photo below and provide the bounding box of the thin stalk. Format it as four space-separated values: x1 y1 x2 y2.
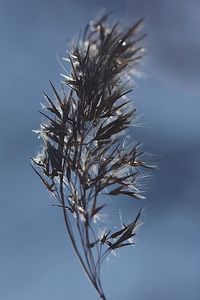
59 173 106 299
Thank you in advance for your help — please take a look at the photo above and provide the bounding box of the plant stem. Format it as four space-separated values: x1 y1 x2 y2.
59 173 107 300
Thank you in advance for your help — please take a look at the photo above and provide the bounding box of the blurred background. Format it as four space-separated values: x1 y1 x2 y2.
0 1 200 299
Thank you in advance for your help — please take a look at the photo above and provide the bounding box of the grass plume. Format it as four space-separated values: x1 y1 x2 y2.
31 14 151 300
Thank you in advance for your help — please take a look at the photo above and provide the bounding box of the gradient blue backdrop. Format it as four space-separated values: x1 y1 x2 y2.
0 1 200 299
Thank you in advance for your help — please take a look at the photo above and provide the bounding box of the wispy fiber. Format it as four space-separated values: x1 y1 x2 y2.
31 14 151 300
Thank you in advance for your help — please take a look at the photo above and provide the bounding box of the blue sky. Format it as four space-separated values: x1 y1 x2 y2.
0 1 200 299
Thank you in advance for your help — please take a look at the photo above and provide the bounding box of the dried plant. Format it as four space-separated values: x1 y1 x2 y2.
31 14 152 300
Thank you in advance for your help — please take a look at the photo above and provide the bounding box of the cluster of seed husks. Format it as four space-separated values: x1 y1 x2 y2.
32 15 148 252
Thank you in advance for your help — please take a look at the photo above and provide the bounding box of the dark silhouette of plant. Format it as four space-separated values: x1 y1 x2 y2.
31 14 151 300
